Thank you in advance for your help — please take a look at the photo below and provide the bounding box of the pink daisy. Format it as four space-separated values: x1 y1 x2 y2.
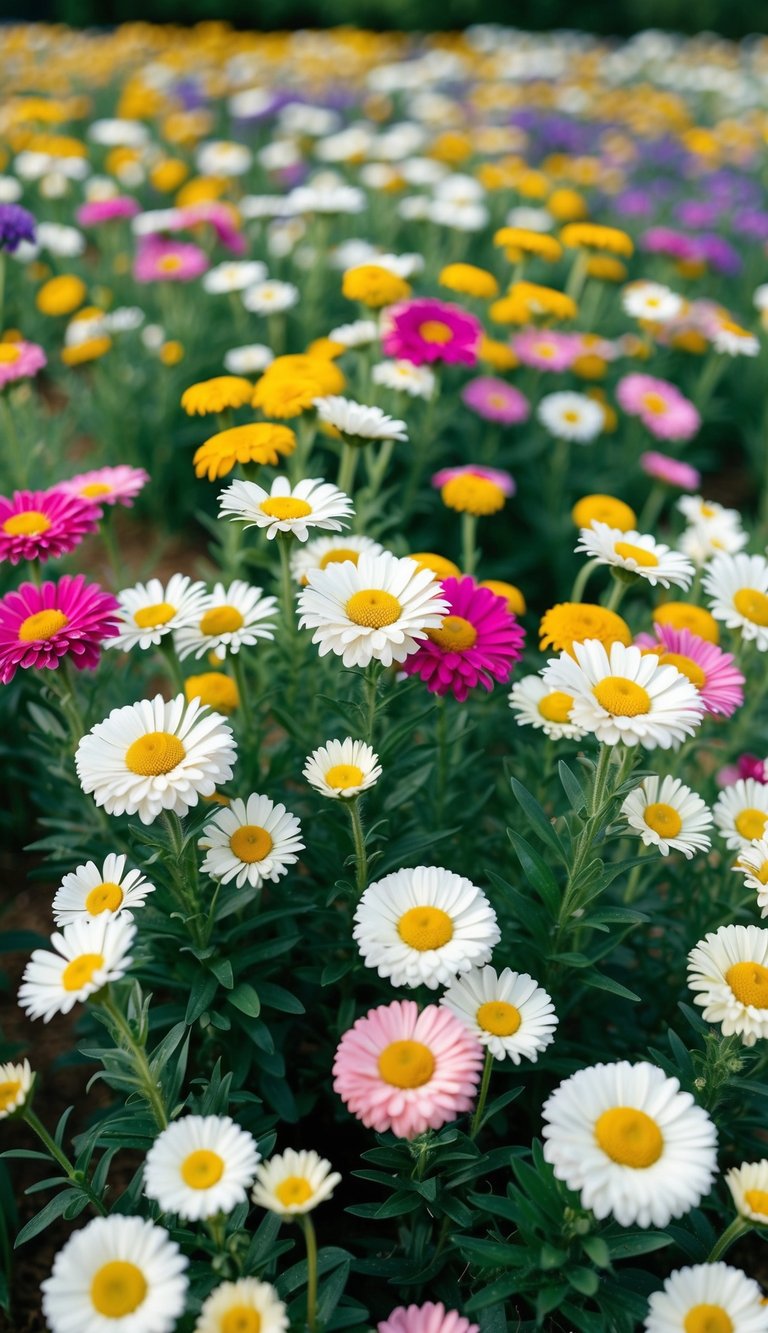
717 754 768 788
512 328 581 372
640 226 702 263
617 374 700 442
382 299 481 367
378 1305 479 1333
57 465 150 508
640 451 701 491
0 339 46 389
134 237 209 283
636 623 744 717
402 576 525 701
431 464 515 496
333 999 483 1140
460 376 529 425
179 202 247 255
0 489 99 566
0 575 119 683
76 197 141 227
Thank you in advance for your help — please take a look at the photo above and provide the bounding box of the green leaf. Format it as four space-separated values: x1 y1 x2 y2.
258 982 305 1014
606 1230 672 1259
208 957 234 989
228 982 261 1017
567 1266 600 1296
185 971 218 1024
510 778 566 860
581 1234 610 1267
558 760 587 812
582 970 641 1003
507 831 561 917
15 1190 82 1247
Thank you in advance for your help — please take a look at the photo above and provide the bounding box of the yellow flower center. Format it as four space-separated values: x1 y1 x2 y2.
613 541 659 568
260 497 312 520
683 1306 733 1333
643 802 682 838
0 344 21 364
181 1148 225 1188
324 763 364 789
0 1080 21 1110
734 587 768 627
377 1039 435 1088
562 409 581 423
158 254 183 272
594 1106 663 1168
133 601 176 629
419 320 453 345
319 548 360 568
3 510 51 537
222 1306 262 1333
80 482 113 497
200 605 245 636
735 809 768 841
593 676 651 716
275 1175 314 1207
90 1261 148 1318
537 691 574 723
427 614 478 652
345 589 402 628
656 651 706 688
745 1188 768 1217
746 859 768 885
84 882 124 915
61 952 104 992
725 960 768 1008
441 475 506 516
125 731 186 776
641 391 668 415
230 824 273 863
397 905 454 951
533 342 556 359
476 1000 521 1036
18 609 68 642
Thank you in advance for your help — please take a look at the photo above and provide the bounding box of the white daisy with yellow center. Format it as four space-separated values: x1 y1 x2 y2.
353 865 500 990
576 523 695 590
678 497 748 566
18 917 135 1023
688 923 768 1047
372 359 436 399
726 1160 768 1227
42 1214 188 1333
542 639 705 749
298 550 449 669
713 779 768 851
712 320 760 357
441 965 558 1063
110 573 207 652
75 694 237 826
290 534 384 586
621 280 683 323
542 1060 718 1228
313 395 408 443
537 391 605 443
0 1058 32 1120
52 852 156 926
734 836 768 917
251 1148 341 1216
144 1115 260 1221
219 475 353 543
620 775 713 858
174 579 277 662
644 1262 768 1333
242 279 299 314
303 737 382 800
194 1277 289 1333
508 673 587 740
704 553 768 650
199 792 304 889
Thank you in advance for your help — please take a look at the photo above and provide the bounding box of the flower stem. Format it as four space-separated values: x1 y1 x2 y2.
347 799 368 893
569 557 601 603
461 511 478 577
276 532 296 633
707 1216 751 1263
469 1048 494 1139
22 1108 107 1215
159 638 185 695
94 989 168 1129
301 1213 319 1333
603 574 627 613
363 661 381 744
337 441 358 497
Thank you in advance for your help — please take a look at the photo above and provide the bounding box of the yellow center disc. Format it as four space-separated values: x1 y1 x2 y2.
613 541 659 569
476 1000 521 1036
324 764 364 789
427 615 478 652
537 691 574 723
0 1080 21 1111
3 510 51 537
260 497 312 520
84 882 124 915
643 802 683 838
61 952 104 992
200 605 245 636
230 824 273 863
18 609 69 642
90 1261 148 1317
419 320 453 344
180 1148 225 1188
397 906 454 951
735 809 768 841
725 960 768 1008
221 1307 263 1333
125 732 185 776
345 589 402 629
593 676 651 717
275 1175 314 1207
133 601 176 629
734 588 768 627
377 1039 435 1088
683 1306 733 1333
594 1106 663 1168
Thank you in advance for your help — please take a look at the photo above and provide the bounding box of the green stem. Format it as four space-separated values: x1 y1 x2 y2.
707 1216 751 1263
301 1213 319 1333
461 511 478 577
22 1108 108 1215
276 532 296 634
46 660 88 749
337 441 358 497
469 1049 494 1139
603 574 627 612
93 990 168 1129
347 799 368 893
569 557 601 603
564 249 588 304
99 508 123 588
231 651 251 730
159 638 185 695
363 662 381 745
637 481 666 533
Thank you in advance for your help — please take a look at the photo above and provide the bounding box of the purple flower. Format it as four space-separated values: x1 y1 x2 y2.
0 203 35 253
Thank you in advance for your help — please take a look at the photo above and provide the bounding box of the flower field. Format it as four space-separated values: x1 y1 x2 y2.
4 19 768 1333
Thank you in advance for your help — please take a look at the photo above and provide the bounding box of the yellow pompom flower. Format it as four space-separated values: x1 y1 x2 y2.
586 256 628 283
547 187 588 221
181 377 254 416
441 475 508 517
479 336 518 371
436 264 497 300
510 282 578 322
671 329 709 355
150 158 189 192
480 580 526 616
252 356 345 419
185 672 239 714
306 337 345 360
572 495 637 532
560 223 634 256
36 275 87 317
61 335 112 366
176 177 227 207
654 601 720 644
493 229 562 263
539 602 632 656
193 423 296 481
488 296 530 325
410 552 462 581
160 340 184 366
342 265 411 309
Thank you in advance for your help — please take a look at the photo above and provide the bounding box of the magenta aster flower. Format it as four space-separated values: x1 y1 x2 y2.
402 577 525 701
333 999 483 1140
636 623 744 718
513 328 581 372
57 465 149 508
179 202 247 255
460 376 529 425
640 451 701 491
717 754 768 788
0 575 119 683
378 1305 479 1333
616 374 700 442
0 340 46 389
134 237 209 283
76 197 140 227
641 226 702 263
0 489 99 566
382 298 481 367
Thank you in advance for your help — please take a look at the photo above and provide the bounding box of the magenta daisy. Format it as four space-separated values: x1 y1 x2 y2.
76 197 141 227
57 465 150 508
460 376 529 425
378 1305 479 1333
0 576 119 683
0 339 46 389
640 451 701 491
134 237 209 283
616 374 700 442
636 623 745 718
401 576 525 701
0 489 99 566
513 328 581 372
381 298 481 367
332 999 483 1140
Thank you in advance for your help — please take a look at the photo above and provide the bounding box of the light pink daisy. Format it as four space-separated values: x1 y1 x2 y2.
381 298 481 367
0 339 46 389
333 999 483 1140
460 376 530 425
57 465 150 508
640 451 701 491
431 464 515 496
178 202 247 255
0 575 119 683
378 1304 479 1333
636 623 744 718
134 237 209 283
617 374 700 442
402 576 525 701
512 328 581 372
0 489 99 566
76 197 141 227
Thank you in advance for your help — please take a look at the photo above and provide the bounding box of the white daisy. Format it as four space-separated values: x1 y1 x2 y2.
290 534 385 586
42 1214 188 1333
251 1148 341 1216
144 1115 260 1221
223 343 274 375
734 836 768 916
0 1059 33 1119
303 738 382 799
75 694 237 825
18 917 136 1023
620 776 713 858
219 475 353 543
537 392 605 443
52 853 156 926
328 318 379 347
372 359 436 399
726 1160 768 1225
704 553 768 649
576 523 694 590
314 395 408 443
622 281 684 323
712 320 760 357
713 779 768 850
542 639 705 749
645 1263 768 1333
542 1060 718 1228
174 580 277 662
441 965 558 1063
353 865 500 990
298 550 449 669
688 923 768 1046
242 279 299 314
199 793 304 889
195 1278 288 1333
508 673 587 740
109 574 208 652
196 140 252 176
677 497 747 565
203 260 267 294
